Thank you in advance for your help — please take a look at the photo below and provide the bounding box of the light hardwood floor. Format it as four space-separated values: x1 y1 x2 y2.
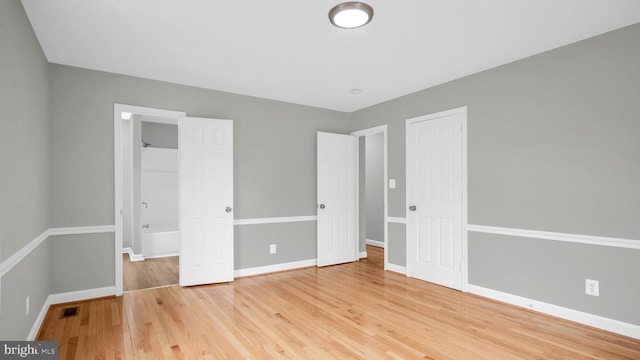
39 246 639 359
123 254 178 291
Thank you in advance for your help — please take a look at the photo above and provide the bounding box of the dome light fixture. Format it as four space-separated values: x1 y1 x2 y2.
329 2 374 29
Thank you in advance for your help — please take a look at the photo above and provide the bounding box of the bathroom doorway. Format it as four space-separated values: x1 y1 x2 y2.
114 105 185 294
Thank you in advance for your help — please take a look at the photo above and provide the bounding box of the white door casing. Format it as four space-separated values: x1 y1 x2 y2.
406 107 466 290
179 117 234 286
317 132 358 267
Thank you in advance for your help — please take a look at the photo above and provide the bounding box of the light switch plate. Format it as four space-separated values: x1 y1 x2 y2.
389 179 396 189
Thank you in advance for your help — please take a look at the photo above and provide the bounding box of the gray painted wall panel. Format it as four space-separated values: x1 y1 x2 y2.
0 241 50 340
49 64 351 226
50 233 115 293
234 222 316 269
350 23 640 324
352 23 640 240
141 121 178 149
0 0 50 260
365 133 384 242
388 223 406 267
0 0 51 340
469 232 640 325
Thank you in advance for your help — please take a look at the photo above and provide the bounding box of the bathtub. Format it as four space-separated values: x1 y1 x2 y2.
142 228 180 258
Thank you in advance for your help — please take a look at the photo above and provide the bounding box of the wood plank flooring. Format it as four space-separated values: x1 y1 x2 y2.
123 254 178 291
39 246 639 359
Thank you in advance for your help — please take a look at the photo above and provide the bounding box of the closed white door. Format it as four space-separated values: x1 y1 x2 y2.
406 108 465 290
179 117 234 286
317 132 357 267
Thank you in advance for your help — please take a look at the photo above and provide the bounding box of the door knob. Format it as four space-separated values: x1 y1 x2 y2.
319 204 326 209
409 205 417 211
225 206 232 213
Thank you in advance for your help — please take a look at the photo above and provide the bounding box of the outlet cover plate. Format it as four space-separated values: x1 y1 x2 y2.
585 279 599 296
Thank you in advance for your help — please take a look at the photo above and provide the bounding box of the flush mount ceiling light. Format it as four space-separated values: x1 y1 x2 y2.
329 2 374 29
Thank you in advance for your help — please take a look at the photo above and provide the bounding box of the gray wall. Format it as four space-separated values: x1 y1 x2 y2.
48 64 352 290
141 120 178 149
0 0 51 340
3 0 639 338
351 23 640 325
365 133 384 242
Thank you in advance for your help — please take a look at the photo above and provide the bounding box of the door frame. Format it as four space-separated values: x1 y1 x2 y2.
405 106 468 291
114 104 186 296
351 125 389 270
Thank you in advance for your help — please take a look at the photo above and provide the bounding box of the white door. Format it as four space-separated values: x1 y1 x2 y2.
317 132 357 267
406 108 465 290
179 117 234 286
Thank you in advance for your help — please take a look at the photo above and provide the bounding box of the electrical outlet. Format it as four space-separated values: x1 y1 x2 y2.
269 244 277 254
585 279 599 296
26 296 30 317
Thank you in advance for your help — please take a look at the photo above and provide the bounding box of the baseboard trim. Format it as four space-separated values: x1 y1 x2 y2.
385 263 406 274
27 286 116 340
130 253 145 262
467 284 640 340
144 253 179 259
234 216 317 226
359 251 367 259
366 239 384 248
122 247 145 261
467 224 640 250
27 296 51 341
234 259 317 278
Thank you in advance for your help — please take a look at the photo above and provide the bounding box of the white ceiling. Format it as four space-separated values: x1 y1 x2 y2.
21 0 640 112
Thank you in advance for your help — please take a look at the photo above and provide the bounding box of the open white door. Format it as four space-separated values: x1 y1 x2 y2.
317 132 357 267
179 117 234 286
406 108 465 290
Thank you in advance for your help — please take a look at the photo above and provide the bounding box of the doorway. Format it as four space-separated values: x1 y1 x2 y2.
351 125 388 269
115 106 235 295
125 116 180 291
114 105 185 295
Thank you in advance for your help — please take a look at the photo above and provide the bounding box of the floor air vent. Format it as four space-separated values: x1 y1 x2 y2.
60 306 79 318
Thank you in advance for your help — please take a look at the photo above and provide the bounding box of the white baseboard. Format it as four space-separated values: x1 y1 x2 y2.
467 284 640 340
130 253 145 261
121 247 145 261
359 251 367 259
27 297 52 341
27 286 116 340
234 216 317 226
366 239 384 248
144 253 179 259
385 263 406 274
234 259 317 278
